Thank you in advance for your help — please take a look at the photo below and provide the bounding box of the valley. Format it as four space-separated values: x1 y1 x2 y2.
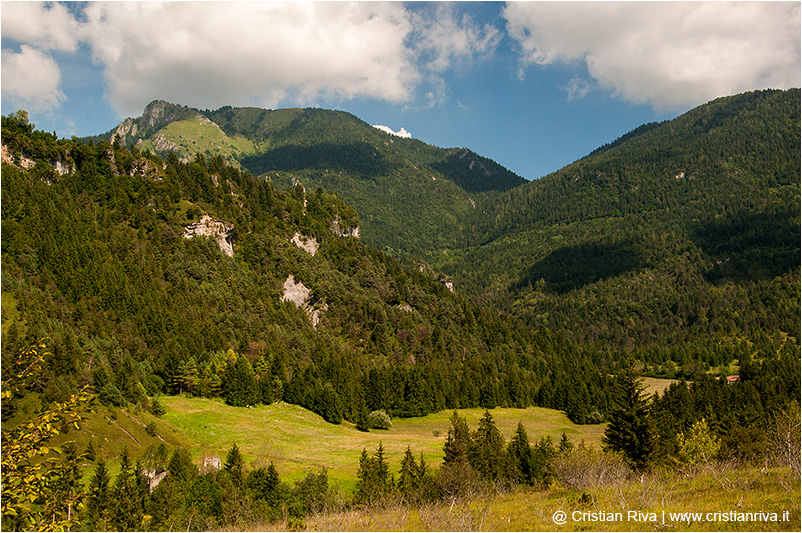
1 89 799 531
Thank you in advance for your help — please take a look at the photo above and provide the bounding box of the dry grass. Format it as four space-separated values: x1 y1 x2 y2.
292 465 800 532
160 397 606 489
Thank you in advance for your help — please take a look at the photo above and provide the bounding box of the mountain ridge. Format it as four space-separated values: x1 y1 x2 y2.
91 101 526 258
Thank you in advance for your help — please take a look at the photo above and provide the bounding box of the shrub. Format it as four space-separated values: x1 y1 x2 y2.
550 447 630 491
368 410 392 430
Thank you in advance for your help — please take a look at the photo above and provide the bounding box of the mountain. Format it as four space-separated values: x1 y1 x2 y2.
431 89 800 370
2 112 606 431
93 101 526 260
87 90 800 376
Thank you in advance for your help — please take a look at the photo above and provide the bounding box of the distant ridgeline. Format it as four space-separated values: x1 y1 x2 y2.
432 88 801 372
85 101 526 260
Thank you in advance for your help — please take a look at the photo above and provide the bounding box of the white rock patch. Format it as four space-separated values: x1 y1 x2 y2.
291 232 319 255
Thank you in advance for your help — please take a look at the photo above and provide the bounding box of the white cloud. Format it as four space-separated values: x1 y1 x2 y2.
372 124 412 138
1 1 80 52
411 4 501 73
75 2 418 116
504 1 801 110
1 2 507 118
73 1 429 117
1 45 65 112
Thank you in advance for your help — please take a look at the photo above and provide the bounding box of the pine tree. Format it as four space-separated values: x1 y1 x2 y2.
397 446 422 500
86 458 111 531
468 410 506 480
603 361 656 470
508 422 535 485
354 442 393 505
224 443 246 488
224 353 259 407
110 449 144 531
442 411 470 466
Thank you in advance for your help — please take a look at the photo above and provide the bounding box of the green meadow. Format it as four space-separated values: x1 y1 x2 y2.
159 396 607 491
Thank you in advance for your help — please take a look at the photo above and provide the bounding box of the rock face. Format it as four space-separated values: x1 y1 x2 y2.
330 216 360 239
281 274 327 329
183 215 234 257
2 143 72 176
291 232 319 256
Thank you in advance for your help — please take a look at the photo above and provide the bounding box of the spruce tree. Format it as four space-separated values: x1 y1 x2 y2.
224 443 246 488
468 410 506 481
86 458 111 531
508 422 535 485
603 361 656 470
224 353 259 407
110 449 144 531
442 411 470 466
397 446 420 499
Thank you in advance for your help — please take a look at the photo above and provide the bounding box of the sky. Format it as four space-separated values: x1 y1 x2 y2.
2 1 800 181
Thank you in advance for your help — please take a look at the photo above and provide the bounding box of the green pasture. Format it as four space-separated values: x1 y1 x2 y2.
160 396 607 491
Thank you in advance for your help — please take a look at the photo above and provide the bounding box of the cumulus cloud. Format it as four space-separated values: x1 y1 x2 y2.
1 2 506 117
1 2 80 52
504 1 801 110
77 1 418 116
409 3 501 107
411 4 501 73
372 124 412 138
1 45 65 112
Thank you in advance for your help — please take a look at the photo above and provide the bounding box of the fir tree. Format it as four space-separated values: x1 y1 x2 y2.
110 449 144 531
508 422 535 485
85 458 111 531
442 411 470 466
468 410 506 481
603 361 656 470
224 443 246 488
224 353 259 407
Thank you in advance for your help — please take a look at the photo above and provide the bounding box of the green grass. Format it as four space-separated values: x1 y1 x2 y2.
160 397 606 491
1 291 25 336
138 117 257 161
642 377 679 397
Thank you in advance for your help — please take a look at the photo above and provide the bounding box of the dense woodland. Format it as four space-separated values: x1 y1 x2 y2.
1 110 609 429
1 88 800 531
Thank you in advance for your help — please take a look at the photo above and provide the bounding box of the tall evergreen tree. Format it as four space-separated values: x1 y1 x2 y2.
224 353 259 407
603 361 656 470
442 411 470 466
224 443 246 488
508 422 535 485
468 410 506 481
110 449 144 531
85 458 111 531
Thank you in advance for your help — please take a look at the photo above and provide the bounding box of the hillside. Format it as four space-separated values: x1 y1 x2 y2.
430 89 801 371
1 111 606 432
94 101 526 259
3 92 800 531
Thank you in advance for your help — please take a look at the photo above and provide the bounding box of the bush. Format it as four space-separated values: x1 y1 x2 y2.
550 447 631 491
368 410 392 430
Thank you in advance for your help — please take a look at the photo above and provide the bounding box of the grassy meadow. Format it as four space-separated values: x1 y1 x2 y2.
159 396 606 491
293 465 800 532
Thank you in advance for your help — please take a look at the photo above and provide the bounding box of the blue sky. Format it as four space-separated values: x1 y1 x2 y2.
2 1 800 180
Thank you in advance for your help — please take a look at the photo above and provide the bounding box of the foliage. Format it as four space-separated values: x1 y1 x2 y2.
367 409 392 430
676 418 721 465
354 442 394 505
1 342 94 531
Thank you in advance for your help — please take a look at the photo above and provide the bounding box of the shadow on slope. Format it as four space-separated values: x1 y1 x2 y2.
518 240 644 294
241 142 391 178
692 210 801 283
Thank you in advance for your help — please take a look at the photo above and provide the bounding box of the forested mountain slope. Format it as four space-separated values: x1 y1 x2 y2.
431 89 800 371
2 112 605 429
92 101 525 259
